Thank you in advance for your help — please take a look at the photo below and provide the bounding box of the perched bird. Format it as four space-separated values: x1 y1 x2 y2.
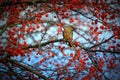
63 25 73 47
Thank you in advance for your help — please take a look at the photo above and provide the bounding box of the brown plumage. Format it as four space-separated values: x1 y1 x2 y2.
63 26 73 47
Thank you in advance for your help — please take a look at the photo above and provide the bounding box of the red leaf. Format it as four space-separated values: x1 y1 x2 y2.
95 19 98 24
100 25 104 29
75 41 79 47
70 53 74 57
101 12 107 19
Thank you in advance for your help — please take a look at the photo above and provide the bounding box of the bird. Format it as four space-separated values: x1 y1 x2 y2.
63 25 74 47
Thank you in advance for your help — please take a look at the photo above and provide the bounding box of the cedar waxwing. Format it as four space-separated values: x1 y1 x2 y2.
63 26 73 47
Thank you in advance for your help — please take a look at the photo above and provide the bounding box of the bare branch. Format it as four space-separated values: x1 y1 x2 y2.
7 58 48 80
23 38 64 49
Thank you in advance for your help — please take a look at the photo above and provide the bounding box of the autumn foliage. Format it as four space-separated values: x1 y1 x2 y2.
0 0 120 80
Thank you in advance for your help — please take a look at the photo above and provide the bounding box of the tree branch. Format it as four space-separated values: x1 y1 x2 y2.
89 49 120 54
89 35 114 49
7 58 48 80
23 38 64 49
0 24 7 36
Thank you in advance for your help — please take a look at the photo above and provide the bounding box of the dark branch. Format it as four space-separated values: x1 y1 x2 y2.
0 24 7 36
89 35 114 49
23 38 64 49
7 58 48 80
